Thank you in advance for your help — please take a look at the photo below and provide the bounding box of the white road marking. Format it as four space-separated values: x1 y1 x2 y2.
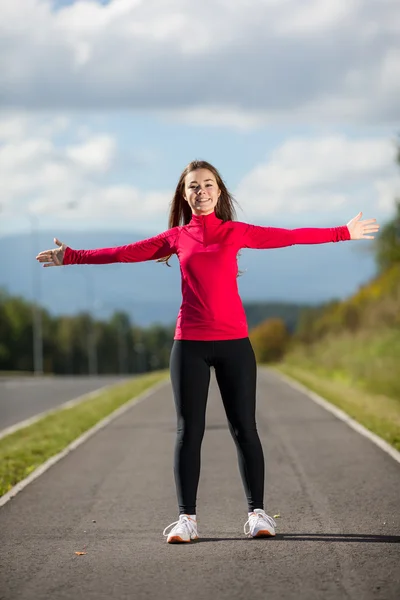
0 384 119 440
269 368 400 465
0 379 168 508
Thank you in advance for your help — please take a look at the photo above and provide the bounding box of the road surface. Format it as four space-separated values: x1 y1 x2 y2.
0 376 127 432
0 368 399 600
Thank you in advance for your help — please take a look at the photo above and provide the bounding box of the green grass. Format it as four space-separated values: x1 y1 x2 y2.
0 371 168 497
272 363 400 451
286 328 400 399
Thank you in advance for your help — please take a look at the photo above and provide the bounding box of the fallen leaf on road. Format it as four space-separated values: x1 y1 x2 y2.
75 551 86 556
273 514 281 519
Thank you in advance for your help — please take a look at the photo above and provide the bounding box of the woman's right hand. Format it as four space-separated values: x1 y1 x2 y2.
36 238 67 267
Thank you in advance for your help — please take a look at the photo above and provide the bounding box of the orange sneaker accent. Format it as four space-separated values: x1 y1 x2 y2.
254 530 275 537
163 515 199 543
244 510 277 537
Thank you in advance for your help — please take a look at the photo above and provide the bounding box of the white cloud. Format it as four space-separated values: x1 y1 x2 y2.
0 0 399 126
161 106 270 131
1 114 398 235
0 119 117 216
74 186 171 219
0 112 70 141
235 136 400 222
374 177 400 212
0 138 53 171
0 113 171 229
66 135 116 171
273 0 353 35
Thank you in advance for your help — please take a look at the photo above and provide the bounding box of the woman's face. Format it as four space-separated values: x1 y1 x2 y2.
183 168 221 215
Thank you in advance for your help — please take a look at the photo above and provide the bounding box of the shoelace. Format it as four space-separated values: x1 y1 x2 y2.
243 511 277 535
163 515 197 538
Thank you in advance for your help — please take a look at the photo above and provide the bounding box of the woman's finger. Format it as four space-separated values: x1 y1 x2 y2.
360 219 378 226
36 248 63 261
37 253 53 262
36 249 55 258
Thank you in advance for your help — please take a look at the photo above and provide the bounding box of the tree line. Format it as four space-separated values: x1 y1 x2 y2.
0 291 175 375
0 290 305 375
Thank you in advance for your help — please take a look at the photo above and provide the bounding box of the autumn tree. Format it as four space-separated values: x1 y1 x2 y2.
375 139 400 270
249 318 289 363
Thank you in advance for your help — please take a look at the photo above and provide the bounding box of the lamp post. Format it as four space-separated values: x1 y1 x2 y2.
29 201 78 375
29 213 44 376
86 270 98 377
73 268 98 376
0 205 43 375
134 340 145 373
0 201 78 376
95 300 129 375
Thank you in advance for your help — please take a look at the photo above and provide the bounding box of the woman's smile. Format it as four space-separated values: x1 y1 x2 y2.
184 168 221 215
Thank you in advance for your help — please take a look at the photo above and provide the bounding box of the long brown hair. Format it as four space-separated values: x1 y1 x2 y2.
159 160 238 265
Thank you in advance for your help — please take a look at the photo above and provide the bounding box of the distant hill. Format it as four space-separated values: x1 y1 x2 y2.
0 229 377 326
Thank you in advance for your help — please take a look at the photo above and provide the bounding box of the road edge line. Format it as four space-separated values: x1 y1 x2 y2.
0 381 128 441
0 379 169 509
268 367 400 465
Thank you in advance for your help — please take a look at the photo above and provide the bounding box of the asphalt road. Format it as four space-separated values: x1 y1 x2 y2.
0 376 128 432
0 368 399 600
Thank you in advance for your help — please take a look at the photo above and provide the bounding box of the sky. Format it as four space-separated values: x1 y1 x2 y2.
1 0 400 238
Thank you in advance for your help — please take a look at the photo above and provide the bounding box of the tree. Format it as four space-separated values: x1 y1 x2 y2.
375 138 400 271
249 318 289 363
375 199 400 271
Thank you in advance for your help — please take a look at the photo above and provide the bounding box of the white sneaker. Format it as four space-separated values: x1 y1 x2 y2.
163 515 199 543
244 509 276 538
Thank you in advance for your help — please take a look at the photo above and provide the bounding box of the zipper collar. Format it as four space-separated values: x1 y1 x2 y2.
189 211 221 228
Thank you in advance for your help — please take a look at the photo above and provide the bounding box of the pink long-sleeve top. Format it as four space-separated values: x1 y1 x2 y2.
63 211 351 340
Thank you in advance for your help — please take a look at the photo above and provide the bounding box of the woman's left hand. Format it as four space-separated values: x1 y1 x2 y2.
346 212 380 240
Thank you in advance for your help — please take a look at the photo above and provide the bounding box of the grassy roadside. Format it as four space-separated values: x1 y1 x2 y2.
0 371 168 497
282 329 400 399
271 363 400 452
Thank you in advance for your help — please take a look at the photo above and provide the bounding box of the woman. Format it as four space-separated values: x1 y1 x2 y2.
36 160 380 543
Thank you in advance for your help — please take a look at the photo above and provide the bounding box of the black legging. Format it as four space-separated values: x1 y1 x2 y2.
169 338 265 514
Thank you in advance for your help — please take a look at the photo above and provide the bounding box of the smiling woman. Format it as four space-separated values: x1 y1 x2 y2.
35 158 380 544
159 159 238 253
185 171 220 213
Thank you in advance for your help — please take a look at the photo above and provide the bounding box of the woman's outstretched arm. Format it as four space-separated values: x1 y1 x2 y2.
36 229 179 267
237 212 380 249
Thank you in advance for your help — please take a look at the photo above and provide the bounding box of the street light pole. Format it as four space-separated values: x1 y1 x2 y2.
30 214 44 376
2 201 79 376
117 320 129 375
85 270 98 376
95 301 130 375
0 205 44 375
